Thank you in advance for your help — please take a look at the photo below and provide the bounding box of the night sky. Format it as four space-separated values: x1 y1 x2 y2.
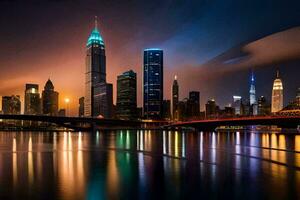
0 0 300 115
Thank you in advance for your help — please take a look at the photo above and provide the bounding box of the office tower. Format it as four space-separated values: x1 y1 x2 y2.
271 70 283 113
42 79 59 116
24 84 41 115
205 99 218 119
162 100 171 120
143 48 163 119
116 70 137 120
93 82 113 118
171 75 179 120
2 95 21 114
84 17 107 117
233 96 242 115
242 99 251 116
189 91 200 118
79 97 85 117
258 96 271 116
249 71 258 115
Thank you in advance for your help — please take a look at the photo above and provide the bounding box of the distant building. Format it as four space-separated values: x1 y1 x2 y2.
79 97 84 117
116 70 137 120
58 109 66 117
2 95 21 114
242 99 251 116
233 96 242 115
171 75 179 120
249 71 257 115
93 82 113 118
162 100 171 120
257 96 271 116
189 91 200 118
205 99 219 119
271 70 283 113
84 17 107 117
42 79 59 116
143 49 163 119
24 84 41 115
178 98 189 121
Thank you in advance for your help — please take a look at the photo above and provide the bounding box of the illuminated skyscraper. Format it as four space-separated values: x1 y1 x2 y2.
249 71 258 115
249 71 256 105
84 17 112 117
271 70 283 113
171 75 179 120
24 84 41 115
143 49 163 119
42 79 59 116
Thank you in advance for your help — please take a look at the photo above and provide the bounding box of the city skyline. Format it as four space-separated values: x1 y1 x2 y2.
0 0 299 115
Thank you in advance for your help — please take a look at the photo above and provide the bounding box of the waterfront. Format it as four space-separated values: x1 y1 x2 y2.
0 130 300 199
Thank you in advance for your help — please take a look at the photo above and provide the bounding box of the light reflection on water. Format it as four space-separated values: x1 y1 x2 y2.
0 130 299 199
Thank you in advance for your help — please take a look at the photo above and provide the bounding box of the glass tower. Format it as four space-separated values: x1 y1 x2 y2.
116 70 137 120
84 17 106 117
24 84 41 115
42 79 59 116
249 71 256 105
271 70 283 113
143 49 163 119
171 75 179 120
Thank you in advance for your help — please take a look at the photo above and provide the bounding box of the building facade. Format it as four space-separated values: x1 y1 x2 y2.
93 82 113 118
42 79 59 116
233 96 242 115
171 75 179 120
2 95 21 114
189 91 200 118
116 70 137 120
143 49 163 119
24 84 41 115
271 70 283 113
84 18 107 117
79 97 85 117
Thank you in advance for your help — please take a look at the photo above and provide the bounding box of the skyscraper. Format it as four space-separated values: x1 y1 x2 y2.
233 96 242 115
249 71 257 115
84 17 107 117
143 49 163 119
249 71 256 105
116 70 137 120
189 91 200 118
42 79 59 116
2 95 21 114
24 84 41 115
78 97 85 117
258 96 271 116
271 70 283 113
171 75 179 120
93 82 113 118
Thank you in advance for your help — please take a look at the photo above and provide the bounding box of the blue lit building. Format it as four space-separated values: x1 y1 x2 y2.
143 49 163 119
249 71 258 115
84 17 112 117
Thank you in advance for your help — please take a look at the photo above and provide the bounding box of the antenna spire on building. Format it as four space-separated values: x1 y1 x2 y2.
276 69 280 78
95 16 98 29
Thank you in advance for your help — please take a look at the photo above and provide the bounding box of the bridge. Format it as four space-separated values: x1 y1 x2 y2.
168 116 300 131
0 114 143 131
0 114 170 131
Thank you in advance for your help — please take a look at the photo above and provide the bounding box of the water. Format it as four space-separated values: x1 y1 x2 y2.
0 130 299 199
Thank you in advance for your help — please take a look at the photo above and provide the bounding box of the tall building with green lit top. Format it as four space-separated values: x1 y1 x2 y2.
84 17 108 117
